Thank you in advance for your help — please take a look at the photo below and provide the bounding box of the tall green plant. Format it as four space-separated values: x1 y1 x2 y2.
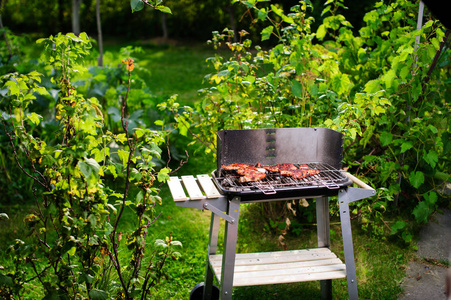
0 32 180 299
163 0 450 242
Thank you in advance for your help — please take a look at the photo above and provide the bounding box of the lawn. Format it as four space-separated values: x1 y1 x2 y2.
101 38 217 105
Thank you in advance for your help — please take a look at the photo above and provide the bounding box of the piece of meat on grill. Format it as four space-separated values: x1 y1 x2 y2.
238 168 267 182
221 163 254 171
222 163 266 182
263 163 297 173
281 168 320 179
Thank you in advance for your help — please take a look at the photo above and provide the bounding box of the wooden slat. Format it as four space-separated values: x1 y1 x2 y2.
210 248 334 266
197 174 221 198
167 177 188 201
233 270 347 286
181 176 204 200
217 258 344 273
209 248 347 287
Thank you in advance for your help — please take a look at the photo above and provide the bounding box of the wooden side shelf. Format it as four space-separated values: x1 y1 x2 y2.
167 175 222 202
209 248 346 287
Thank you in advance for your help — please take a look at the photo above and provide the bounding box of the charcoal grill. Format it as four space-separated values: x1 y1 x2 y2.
167 127 376 300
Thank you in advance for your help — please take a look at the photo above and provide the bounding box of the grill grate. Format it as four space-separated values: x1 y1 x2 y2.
214 163 349 195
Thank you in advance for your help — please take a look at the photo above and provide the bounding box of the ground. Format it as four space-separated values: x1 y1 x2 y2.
399 209 450 300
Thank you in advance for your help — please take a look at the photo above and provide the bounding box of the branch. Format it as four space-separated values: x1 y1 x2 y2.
416 29 451 105
1 116 48 190
110 62 135 300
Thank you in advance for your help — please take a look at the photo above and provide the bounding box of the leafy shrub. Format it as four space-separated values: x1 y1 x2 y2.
0 32 181 299
163 0 450 242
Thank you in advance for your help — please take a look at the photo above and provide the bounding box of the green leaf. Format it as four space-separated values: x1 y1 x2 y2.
257 8 268 21
270 4 293 24
401 231 413 243
427 124 438 134
134 128 146 139
67 246 76 256
78 273 94 284
118 149 130 167
78 161 92 179
88 214 97 226
316 24 326 40
382 69 396 89
0 273 13 287
399 66 410 80
154 120 164 126
156 5 172 14
155 239 167 248
373 106 385 115
271 4 284 17
89 289 109 300
176 116 189 137
130 0 144 12
424 191 438 205
85 158 100 174
217 69 230 77
107 165 118 178
92 147 110 163
412 201 433 224
170 240 183 247
380 132 392 147
157 167 170 183
423 150 438 168
290 80 303 98
364 79 381 94
409 171 424 189
261 26 274 41
348 128 357 140
400 141 413 153
4 80 20 96
390 220 406 235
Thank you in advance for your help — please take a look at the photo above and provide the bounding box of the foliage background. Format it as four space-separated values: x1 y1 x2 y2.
1 0 379 41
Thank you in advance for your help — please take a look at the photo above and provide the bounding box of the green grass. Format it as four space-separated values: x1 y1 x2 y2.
101 39 217 105
134 45 215 105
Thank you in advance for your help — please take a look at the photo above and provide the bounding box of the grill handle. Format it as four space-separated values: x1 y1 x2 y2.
344 172 373 190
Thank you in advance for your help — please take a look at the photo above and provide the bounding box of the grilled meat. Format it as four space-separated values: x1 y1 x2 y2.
221 163 254 171
263 163 297 173
238 168 267 182
222 163 267 182
281 168 320 179
221 163 318 182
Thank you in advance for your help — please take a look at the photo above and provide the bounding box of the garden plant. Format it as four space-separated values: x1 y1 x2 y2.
0 1 187 299
164 0 450 242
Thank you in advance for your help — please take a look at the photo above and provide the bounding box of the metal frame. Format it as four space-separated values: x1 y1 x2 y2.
195 184 375 300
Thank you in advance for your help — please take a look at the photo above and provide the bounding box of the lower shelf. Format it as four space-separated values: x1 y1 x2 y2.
209 247 346 287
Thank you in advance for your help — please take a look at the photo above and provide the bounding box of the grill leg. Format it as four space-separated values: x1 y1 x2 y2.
204 212 221 300
339 188 360 300
220 197 241 300
338 187 375 300
316 196 332 300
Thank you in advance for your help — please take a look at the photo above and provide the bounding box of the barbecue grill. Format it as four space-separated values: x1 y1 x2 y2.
167 127 376 300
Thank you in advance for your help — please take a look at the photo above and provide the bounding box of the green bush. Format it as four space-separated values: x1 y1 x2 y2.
163 0 450 242
0 31 181 299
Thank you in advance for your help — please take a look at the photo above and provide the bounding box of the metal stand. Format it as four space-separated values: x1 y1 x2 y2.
168 173 376 300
